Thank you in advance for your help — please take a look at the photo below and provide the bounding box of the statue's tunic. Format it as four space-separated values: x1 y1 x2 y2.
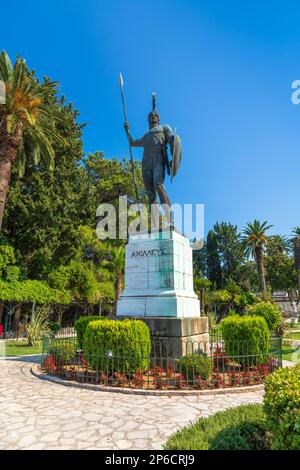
128 125 173 206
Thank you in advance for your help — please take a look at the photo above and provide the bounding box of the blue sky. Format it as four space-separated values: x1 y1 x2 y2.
1 0 299 237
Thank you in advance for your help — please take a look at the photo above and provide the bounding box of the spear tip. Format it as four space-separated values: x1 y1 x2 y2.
118 73 124 87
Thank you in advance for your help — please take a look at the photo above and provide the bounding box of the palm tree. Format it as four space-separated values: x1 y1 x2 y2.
194 277 211 314
291 227 300 302
0 50 67 230
240 220 273 292
266 234 290 256
110 246 125 309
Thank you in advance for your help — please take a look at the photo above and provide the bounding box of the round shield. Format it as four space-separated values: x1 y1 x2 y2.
171 134 182 178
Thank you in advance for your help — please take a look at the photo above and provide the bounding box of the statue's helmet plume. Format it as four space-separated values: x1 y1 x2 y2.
148 92 160 123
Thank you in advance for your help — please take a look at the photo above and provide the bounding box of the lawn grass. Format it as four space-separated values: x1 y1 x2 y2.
288 323 300 330
0 340 43 357
281 344 300 362
286 331 300 340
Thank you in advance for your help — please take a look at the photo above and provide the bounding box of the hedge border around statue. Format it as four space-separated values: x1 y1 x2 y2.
74 315 105 349
263 364 300 450
83 318 151 374
221 315 270 367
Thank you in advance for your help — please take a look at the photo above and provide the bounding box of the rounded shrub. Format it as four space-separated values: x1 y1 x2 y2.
75 315 105 349
48 322 61 334
180 354 212 380
221 315 270 367
49 339 77 364
246 301 282 332
264 364 300 450
84 319 151 374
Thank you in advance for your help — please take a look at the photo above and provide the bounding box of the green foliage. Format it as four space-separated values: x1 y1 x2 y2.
240 220 273 258
206 289 232 305
265 252 297 293
264 364 300 450
48 260 114 304
221 315 270 366
192 241 207 277
74 315 105 349
3 85 94 279
205 311 217 328
0 279 71 303
49 339 77 364
205 223 245 289
48 322 61 333
206 230 222 289
5 265 20 282
24 305 50 346
194 277 211 291
238 261 260 292
180 354 212 380
84 319 151 373
246 301 282 332
234 291 258 309
266 235 291 256
164 404 268 450
0 244 15 274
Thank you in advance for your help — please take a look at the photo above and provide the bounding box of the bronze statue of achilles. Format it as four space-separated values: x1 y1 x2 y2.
124 93 182 228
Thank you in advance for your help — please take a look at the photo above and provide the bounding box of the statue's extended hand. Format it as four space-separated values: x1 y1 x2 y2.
124 121 130 133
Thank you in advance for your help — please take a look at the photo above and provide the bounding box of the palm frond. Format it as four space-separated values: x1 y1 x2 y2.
15 139 26 177
26 124 55 171
0 50 13 82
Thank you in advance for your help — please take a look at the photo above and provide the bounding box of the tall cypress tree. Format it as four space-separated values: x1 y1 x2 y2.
206 230 222 289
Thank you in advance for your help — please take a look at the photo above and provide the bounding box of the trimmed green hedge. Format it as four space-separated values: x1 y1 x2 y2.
246 301 282 332
221 315 270 366
180 354 212 380
49 339 77 364
164 404 268 450
264 364 300 450
75 315 105 349
84 319 151 374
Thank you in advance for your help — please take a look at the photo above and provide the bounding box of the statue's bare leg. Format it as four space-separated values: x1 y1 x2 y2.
142 166 160 230
154 163 172 226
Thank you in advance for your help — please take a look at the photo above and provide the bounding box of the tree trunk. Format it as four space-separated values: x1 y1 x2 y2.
294 237 300 304
255 246 266 292
0 303 4 324
14 304 21 333
0 153 13 231
0 120 23 230
115 272 123 314
199 288 205 314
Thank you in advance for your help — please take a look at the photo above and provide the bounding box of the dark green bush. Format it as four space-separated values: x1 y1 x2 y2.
84 319 151 374
246 301 282 332
221 315 270 367
48 322 61 333
75 315 104 349
210 421 268 450
164 404 268 450
49 339 77 364
264 364 300 450
180 354 212 380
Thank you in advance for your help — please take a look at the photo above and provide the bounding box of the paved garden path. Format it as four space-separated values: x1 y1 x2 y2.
0 357 264 450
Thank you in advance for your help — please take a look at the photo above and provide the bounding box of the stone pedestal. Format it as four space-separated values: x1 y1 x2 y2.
118 316 209 357
117 229 200 318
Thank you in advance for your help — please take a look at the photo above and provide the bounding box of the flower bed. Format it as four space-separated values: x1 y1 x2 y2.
41 334 281 391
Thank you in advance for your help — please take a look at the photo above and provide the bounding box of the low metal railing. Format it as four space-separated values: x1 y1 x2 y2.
41 332 282 391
